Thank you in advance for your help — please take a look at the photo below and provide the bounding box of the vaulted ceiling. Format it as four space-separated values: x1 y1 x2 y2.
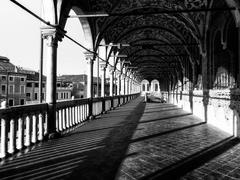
65 0 235 81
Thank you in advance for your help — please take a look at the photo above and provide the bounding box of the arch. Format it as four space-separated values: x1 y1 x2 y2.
141 79 150 93
150 79 160 93
69 6 94 50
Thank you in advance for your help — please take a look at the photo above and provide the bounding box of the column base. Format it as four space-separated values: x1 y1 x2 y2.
88 115 95 120
0 152 10 161
47 132 61 140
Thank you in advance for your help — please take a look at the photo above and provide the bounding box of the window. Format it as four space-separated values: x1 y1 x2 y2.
2 76 6 81
26 93 31 97
35 83 39 88
26 83 32 87
9 85 14 94
42 83 45 88
20 85 25 94
1 85 6 94
34 93 38 100
61 93 63 99
142 84 145 91
66 93 68 99
9 76 14 81
147 84 149 91
20 77 25 82
8 99 14 107
20 99 25 105
41 93 44 100
155 84 158 91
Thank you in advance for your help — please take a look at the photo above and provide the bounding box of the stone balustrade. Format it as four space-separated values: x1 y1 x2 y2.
0 103 48 158
0 93 139 159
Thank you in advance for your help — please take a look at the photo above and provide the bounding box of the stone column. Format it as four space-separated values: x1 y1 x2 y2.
121 74 125 95
124 76 128 95
85 52 94 119
42 27 61 138
85 52 94 98
129 77 133 95
238 26 240 87
109 67 114 96
100 63 106 97
117 71 121 95
202 53 209 122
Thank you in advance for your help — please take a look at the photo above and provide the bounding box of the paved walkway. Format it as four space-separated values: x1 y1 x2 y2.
0 97 239 179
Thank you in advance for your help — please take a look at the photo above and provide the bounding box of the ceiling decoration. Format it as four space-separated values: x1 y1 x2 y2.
70 0 212 80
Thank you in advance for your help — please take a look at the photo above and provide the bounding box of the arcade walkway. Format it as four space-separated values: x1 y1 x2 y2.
0 97 240 180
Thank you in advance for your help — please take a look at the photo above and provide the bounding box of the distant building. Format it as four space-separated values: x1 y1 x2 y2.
0 56 27 106
0 56 73 108
58 74 106 98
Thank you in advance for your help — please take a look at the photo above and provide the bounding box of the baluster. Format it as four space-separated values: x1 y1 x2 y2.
93 102 96 116
9 118 17 154
62 108 66 130
72 106 76 125
78 106 81 123
44 112 48 136
18 117 24 150
76 106 79 124
0 118 8 158
58 109 63 132
85 104 87 120
56 110 59 132
87 104 89 118
38 113 44 141
69 107 73 127
25 115 31 147
80 105 83 122
83 105 86 120
32 114 37 143
66 107 70 128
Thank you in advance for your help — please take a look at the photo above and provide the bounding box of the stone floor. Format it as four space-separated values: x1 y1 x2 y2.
0 97 239 180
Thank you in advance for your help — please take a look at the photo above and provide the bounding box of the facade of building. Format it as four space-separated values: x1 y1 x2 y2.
0 56 73 107
0 56 27 107
58 74 105 98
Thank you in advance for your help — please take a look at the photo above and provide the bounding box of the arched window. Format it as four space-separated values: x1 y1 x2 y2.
155 84 158 91
142 84 145 91
147 84 149 91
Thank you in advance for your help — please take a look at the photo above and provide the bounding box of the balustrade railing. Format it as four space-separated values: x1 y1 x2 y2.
56 98 89 133
0 103 48 158
0 93 139 159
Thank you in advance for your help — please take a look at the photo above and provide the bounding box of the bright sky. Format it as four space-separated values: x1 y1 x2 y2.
0 0 94 76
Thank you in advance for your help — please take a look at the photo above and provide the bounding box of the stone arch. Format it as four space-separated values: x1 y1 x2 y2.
141 79 150 94
150 79 160 93
70 7 94 50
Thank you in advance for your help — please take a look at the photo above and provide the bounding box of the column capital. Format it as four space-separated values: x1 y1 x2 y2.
116 71 121 77
84 52 95 64
108 66 115 73
41 27 64 45
121 74 126 80
100 63 106 71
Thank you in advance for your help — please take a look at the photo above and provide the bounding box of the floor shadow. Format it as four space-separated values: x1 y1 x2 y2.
143 107 183 114
141 137 240 180
0 98 146 180
131 122 206 143
65 99 146 180
139 113 192 124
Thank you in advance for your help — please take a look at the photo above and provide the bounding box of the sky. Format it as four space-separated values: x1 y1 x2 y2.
0 0 95 76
